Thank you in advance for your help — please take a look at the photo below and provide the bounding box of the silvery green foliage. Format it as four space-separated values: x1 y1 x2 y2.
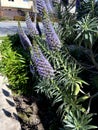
36 0 48 16
18 21 32 50
25 12 39 37
30 40 54 78
63 110 98 130
42 10 62 50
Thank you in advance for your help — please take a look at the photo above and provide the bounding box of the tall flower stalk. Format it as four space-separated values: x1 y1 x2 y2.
42 10 62 50
30 39 55 78
36 0 48 16
45 0 54 14
18 21 32 50
36 1 61 50
25 12 38 38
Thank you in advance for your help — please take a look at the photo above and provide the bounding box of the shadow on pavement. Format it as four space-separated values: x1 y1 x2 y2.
2 108 12 117
6 99 15 107
2 108 19 121
2 88 10 97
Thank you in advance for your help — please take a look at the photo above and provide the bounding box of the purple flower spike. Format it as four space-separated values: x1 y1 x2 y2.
45 0 54 14
42 10 61 50
18 21 32 50
30 40 54 78
36 0 48 16
25 12 39 37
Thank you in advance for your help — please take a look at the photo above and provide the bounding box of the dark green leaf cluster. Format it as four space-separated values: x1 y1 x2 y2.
34 37 97 130
77 0 98 19
75 15 98 47
57 0 98 70
54 0 98 129
63 111 97 130
32 1 98 129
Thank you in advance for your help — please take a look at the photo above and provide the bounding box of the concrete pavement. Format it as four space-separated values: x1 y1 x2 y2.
0 75 21 130
0 20 43 36
0 20 27 36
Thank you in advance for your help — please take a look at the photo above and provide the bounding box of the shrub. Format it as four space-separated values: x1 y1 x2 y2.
17 3 97 129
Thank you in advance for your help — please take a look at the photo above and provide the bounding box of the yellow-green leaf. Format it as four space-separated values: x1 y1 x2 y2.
74 83 80 95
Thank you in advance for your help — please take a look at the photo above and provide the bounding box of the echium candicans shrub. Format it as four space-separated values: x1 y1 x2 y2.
17 2 98 129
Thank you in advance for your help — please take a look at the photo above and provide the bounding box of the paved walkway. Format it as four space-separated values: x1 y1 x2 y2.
0 21 27 36
0 20 43 36
0 75 21 130
0 39 21 130
0 21 43 36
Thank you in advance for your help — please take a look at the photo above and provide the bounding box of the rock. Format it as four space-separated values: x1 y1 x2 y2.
18 112 29 122
31 102 39 115
25 107 32 114
29 115 40 125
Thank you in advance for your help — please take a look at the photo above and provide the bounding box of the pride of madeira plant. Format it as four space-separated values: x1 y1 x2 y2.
17 0 98 129
0 0 97 129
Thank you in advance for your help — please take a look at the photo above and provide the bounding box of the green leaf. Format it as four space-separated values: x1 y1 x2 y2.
74 83 80 95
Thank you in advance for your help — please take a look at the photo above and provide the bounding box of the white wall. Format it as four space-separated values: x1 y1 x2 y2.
1 0 33 9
